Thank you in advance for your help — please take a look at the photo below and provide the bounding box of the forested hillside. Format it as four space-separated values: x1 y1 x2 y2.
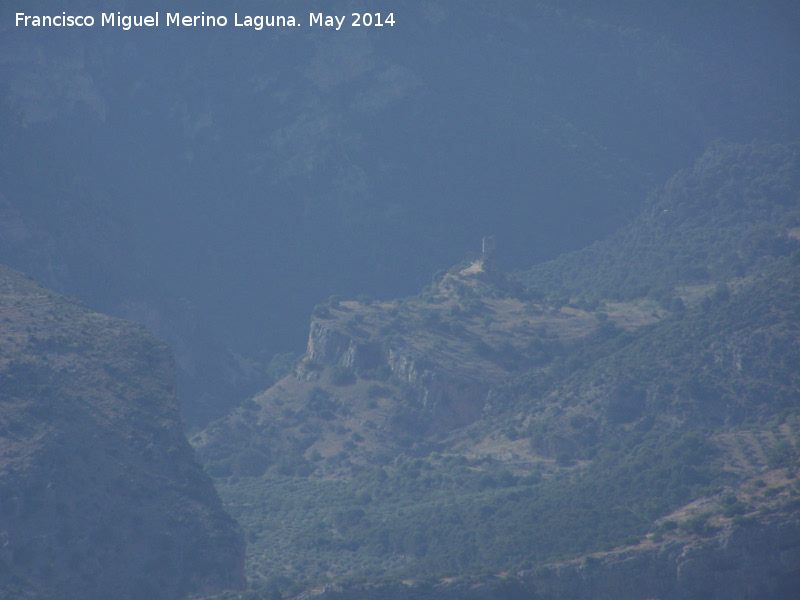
516 142 800 302
2 2 799 599
195 142 800 599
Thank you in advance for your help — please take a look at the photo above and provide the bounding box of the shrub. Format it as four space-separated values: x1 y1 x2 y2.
331 365 356 386
471 340 493 358
233 447 271 478
680 513 718 537
767 440 796 469
306 387 338 414
606 381 645 424
267 352 297 381
367 383 392 399
670 297 686 312
312 304 330 318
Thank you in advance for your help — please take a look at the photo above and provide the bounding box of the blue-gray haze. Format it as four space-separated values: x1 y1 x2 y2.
1 0 798 426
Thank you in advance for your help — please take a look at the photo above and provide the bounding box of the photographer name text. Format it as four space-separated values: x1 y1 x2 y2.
15 11 395 32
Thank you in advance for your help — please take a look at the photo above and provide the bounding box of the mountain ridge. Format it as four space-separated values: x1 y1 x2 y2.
193 143 800 599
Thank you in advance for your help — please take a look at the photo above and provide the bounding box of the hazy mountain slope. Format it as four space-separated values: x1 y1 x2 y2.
193 142 800 598
516 141 800 302
2 3 798 427
196 259 800 598
0 264 244 600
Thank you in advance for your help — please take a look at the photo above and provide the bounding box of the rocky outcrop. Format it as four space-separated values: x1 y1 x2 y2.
0 264 244 600
307 322 383 371
305 319 490 431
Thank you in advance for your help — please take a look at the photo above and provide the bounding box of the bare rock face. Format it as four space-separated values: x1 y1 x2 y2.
305 315 494 432
0 264 244 600
307 321 385 372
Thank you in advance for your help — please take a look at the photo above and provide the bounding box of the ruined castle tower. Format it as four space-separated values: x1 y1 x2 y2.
481 235 496 259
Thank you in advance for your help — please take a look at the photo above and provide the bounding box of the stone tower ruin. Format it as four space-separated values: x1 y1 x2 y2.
481 235 496 259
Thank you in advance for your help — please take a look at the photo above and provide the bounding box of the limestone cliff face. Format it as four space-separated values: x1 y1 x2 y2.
0 264 244 600
307 321 383 371
305 319 489 431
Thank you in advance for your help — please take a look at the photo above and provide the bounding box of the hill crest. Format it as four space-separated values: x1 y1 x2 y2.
192 142 800 598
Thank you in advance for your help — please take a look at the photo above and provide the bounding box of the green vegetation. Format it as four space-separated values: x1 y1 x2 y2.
195 142 800 597
216 426 732 591
330 366 357 387
205 251 800 591
516 142 800 302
